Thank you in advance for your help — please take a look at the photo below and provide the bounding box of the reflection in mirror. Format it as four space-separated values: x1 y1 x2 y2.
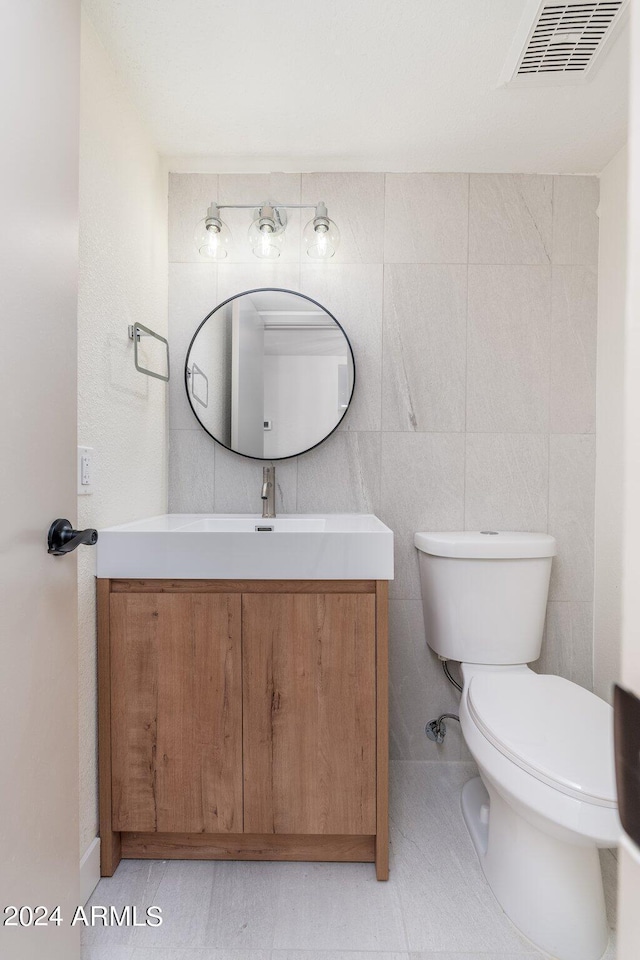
185 289 355 460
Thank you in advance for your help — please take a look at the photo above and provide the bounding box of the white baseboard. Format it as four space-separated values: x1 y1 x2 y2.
80 837 101 905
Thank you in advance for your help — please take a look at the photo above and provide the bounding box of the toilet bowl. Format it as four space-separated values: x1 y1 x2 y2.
415 531 621 960
460 663 619 960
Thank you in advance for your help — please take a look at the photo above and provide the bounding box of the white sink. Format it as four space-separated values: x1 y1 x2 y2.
180 516 327 533
96 513 394 580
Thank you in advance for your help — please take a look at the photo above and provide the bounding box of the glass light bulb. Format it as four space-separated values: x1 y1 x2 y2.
260 226 273 258
304 216 340 260
249 218 284 260
314 225 329 258
206 227 221 257
194 216 231 260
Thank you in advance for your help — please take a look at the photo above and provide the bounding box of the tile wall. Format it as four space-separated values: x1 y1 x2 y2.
168 171 598 760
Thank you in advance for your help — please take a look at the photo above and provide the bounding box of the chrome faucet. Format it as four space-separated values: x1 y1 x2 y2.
261 464 276 518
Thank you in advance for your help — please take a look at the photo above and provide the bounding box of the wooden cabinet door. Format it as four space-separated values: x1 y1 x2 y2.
243 593 377 835
110 592 242 833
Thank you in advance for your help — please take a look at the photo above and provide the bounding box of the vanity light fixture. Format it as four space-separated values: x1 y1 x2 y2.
303 202 340 260
195 200 340 261
194 202 232 261
248 204 287 260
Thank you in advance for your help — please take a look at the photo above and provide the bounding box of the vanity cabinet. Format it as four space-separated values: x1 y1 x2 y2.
98 578 389 880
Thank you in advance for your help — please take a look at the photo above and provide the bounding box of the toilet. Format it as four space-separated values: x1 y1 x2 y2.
415 531 620 960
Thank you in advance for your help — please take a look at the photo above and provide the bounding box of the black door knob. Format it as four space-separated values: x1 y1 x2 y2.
47 519 98 556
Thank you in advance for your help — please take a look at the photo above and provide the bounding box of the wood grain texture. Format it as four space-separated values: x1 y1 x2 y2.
111 579 376 594
375 580 390 880
243 593 377 836
97 578 121 876
121 832 375 862
110 592 242 834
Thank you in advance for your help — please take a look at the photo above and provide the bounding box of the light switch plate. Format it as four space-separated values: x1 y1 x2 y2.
78 446 94 495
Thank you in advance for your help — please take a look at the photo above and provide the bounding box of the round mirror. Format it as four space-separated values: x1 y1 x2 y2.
185 288 355 460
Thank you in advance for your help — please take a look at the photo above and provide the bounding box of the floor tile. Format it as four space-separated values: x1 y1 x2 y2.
408 954 539 959
272 861 407 952
128 860 279 950
132 950 270 960
273 953 409 960
86 761 618 960
81 946 134 960
391 763 538 954
83 859 167 948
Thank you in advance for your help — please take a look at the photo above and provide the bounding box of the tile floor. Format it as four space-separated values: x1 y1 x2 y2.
82 761 618 960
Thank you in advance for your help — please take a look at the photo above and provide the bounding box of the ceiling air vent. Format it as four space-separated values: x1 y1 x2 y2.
501 0 629 86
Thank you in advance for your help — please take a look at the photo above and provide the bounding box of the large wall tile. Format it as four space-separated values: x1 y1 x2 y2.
384 174 468 264
300 263 383 431
382 264 467 432
552 175 599 265
466 265 551 433
389 599 465 761
380 433 465 600
548 434 595 601
214 445 297 514
169 173 219 263
218 173 301 264
168 430 215 513
535 601 594 690
297 431 380 513
168 262 218 430
550 265 597 434
301 173 385 263
469 173 552 264
465 433 549 532
216 262 301 304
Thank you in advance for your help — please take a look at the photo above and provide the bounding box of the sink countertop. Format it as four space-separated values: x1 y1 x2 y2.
96 513 394 581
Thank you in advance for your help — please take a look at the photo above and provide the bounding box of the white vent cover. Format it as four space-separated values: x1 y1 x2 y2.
501 0 629 85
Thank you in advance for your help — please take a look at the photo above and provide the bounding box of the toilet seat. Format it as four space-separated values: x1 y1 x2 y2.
467 673 617 808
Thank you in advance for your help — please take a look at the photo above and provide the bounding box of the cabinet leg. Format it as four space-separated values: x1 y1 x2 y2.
100 830 122 877
375 834 389 880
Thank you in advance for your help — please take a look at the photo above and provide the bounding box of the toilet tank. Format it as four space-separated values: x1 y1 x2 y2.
415 531 556 665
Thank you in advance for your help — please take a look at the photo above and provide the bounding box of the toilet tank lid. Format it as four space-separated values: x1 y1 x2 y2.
414 531 557 559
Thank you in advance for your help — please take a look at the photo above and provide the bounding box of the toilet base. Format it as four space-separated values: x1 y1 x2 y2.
461 776 610 960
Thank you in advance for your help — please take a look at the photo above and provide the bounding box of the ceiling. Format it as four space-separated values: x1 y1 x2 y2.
82 0 629 173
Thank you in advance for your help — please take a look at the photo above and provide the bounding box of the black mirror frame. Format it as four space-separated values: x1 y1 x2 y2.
184 287 357 461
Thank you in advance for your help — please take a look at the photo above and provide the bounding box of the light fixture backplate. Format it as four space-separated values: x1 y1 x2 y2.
253 204 288 235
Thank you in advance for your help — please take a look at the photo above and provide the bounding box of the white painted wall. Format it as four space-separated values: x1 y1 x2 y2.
0 2 81 956
618 1 640 955
77 11 168 893
594 144 628 704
